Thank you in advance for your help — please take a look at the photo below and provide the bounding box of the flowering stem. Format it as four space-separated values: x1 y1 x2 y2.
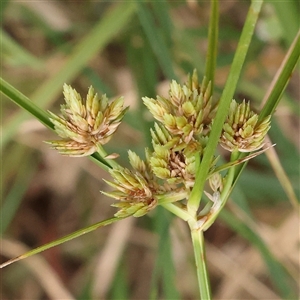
204 0 219 93
96 143 120 169
188 0 263 215
190 228 211 299
0 216 126 269
164 202 211 300
0 77 54 130
258 29 300 122
230 31 300 197
187 0 219 216
157 190 189 204
160 203 193 222
89 154 111 172
187 152 201 217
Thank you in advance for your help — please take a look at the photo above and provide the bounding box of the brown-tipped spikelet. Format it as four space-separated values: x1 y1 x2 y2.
47 84 128 156
220 100 271 152
149 123 201 188
143 70 217 143
102 150 160 217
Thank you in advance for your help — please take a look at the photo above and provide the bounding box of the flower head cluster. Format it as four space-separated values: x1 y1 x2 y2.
143 71 217 143
102 150 162 217
101 72 217 216
46 73 272 218
47 84 128 156
220 100 271 152
150 123 200 188
118 70 217 199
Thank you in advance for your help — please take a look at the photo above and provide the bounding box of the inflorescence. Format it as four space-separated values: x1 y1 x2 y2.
47 71 271 218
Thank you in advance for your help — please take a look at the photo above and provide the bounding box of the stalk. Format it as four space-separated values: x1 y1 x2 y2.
0 216 126 268
0 77 53 130
188 0 263 215
204 0 219 93
190 227 211 299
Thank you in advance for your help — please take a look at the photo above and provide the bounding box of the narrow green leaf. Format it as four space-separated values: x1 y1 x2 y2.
204 0 219 92
188 1 263 214
259 30 300 122
0 77 54 130
234 30 300 188
0 216 127 269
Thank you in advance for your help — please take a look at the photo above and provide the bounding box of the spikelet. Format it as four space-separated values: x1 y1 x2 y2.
47 84 128 156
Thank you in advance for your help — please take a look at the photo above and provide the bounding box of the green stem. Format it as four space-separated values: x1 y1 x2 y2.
0 77 54 130
160 203 192 222
186 153 201 218
234 30 300 192
218 151 238 199
204 0 219 93
187 0 219 215
0 216 126 269
96 143 120 169
188 0 263 215
157 190 189 204
258 30 300 122
190 228 211 300
89 153 111 172
163 201 212 300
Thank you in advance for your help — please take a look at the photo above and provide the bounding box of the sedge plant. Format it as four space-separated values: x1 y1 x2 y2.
1 1 299 299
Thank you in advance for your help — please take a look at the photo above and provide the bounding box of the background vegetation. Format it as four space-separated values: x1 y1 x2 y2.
1 1 299 299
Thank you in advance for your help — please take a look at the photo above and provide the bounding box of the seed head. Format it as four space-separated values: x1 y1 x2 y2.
220 100 271 152
102 150 160 217
150 123 201 188
143 70 217 143
47 84 128 156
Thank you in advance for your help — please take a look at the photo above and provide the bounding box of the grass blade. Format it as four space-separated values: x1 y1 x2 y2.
188 1 263 213
259 30 300 122
233 30 300 187
204 0 219 92
0 216 127 269
191 229 211 299
0 77 53 130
